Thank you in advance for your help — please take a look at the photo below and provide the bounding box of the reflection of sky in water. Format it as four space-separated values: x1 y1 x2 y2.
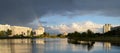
0 39 120 53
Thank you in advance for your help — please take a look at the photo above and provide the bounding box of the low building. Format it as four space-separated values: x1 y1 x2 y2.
11 26 32 36
0 24 11 31
0 24 45 36
34 26 44 36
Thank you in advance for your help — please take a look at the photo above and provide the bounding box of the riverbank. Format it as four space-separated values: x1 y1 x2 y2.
0 37 36 39
0 36 66 39
68 36 120 43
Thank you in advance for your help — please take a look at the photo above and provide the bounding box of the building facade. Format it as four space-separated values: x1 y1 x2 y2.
0 24 45 36
0 24 11 31
103 24 111 33
11 26 32 36
34 26 44 36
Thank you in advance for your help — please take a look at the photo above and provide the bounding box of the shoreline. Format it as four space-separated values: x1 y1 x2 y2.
0 37 66 39
68 37 120 43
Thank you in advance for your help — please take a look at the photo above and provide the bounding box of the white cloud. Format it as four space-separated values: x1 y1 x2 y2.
44 21 104 34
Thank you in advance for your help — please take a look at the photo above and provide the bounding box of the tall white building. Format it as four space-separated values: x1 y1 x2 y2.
103 24 111 33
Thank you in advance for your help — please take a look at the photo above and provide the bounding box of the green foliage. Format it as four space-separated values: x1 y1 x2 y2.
0 31 6 36
104 30 120 36
67 29 95 39
6 29 12 35
0 29 12 37
57 34 66 38
30 31 35 37
57 34 62 37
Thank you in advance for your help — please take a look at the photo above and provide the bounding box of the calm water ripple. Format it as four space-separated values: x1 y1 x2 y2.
0 38 120 53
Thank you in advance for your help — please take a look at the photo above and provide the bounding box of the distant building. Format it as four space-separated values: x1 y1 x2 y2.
103 24 111 33
0 24 45 36
11 26 32 36
34 26 44 36
63 32 68 36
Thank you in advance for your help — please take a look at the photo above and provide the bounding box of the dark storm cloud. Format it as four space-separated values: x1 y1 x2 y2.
0 0 120 26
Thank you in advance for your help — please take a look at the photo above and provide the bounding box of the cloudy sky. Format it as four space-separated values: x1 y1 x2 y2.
0 0 120 34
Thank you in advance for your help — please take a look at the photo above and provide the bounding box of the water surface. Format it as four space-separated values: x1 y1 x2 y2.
0 38 120 53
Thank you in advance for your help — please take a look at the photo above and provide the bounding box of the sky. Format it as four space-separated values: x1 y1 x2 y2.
0 0 120 34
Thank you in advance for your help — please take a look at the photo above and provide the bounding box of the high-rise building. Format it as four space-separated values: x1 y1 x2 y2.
103 24 111 33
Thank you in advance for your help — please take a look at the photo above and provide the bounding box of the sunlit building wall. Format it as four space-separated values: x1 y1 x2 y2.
0 24 45 36
0 24 11 31
34 26 44 36
103 24 111 33
11 26 32 36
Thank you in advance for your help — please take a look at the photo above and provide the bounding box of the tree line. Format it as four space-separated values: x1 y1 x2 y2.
67 29 120 39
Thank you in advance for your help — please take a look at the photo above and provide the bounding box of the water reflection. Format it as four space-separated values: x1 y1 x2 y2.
103 42 111 50
0 39 44 53
0 38 120 53
68 40 95 51
68 39 120 53
31 39 44 53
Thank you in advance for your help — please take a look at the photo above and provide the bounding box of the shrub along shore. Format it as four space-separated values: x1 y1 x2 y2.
67 29 120 43
0 32 67 39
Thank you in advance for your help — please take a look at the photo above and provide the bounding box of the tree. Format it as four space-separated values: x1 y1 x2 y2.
81 32 87 37
43 32 49 36
57 34 62 37
87 29 94 37
0 31 6 36
30 31 35 37
6 29 12 36
27 30 30 36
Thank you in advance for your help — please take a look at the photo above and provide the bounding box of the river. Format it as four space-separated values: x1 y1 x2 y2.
0 38 120 53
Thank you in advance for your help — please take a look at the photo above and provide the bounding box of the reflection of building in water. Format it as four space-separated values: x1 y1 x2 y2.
103 42 111 50
44 38 68 51
0 39 32 53
0 39 11 53
31 39 44 53
0 39 45 53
